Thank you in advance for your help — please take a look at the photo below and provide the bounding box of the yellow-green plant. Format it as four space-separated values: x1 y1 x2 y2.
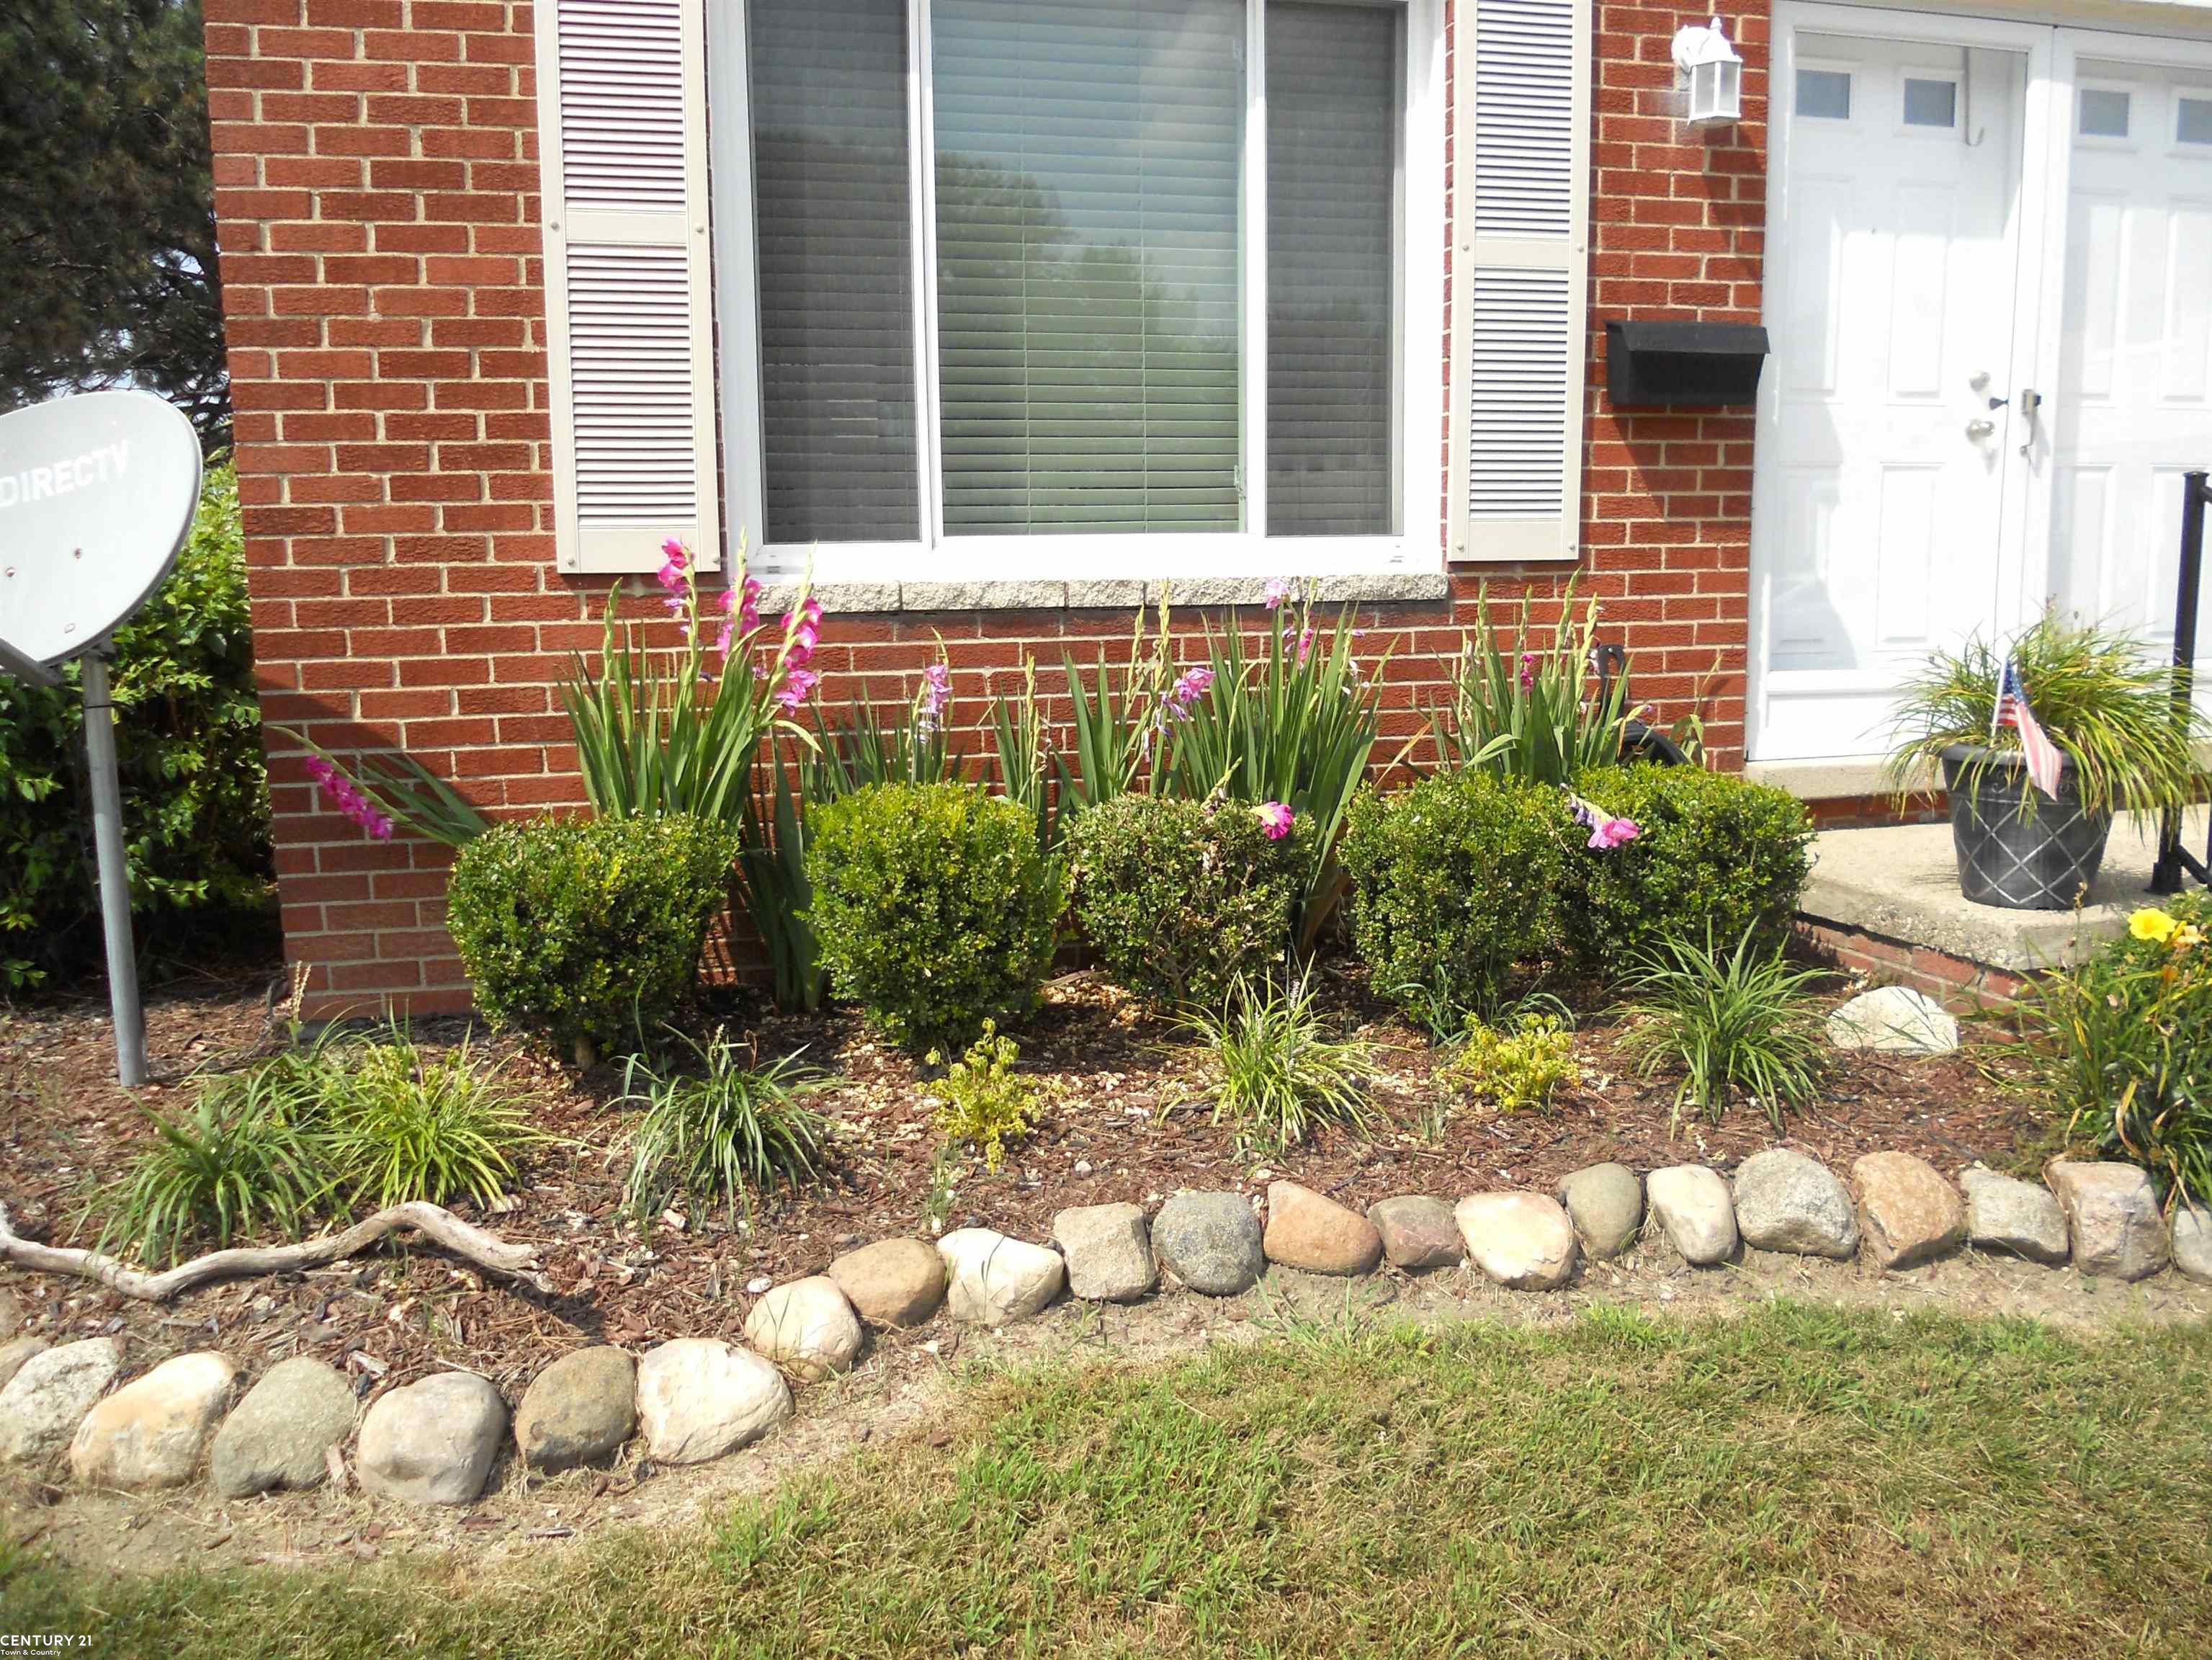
927 1022 1040 1172
1448 1012 1580 1114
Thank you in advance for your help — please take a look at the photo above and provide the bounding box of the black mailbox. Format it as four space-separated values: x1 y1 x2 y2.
1604 320 1770 409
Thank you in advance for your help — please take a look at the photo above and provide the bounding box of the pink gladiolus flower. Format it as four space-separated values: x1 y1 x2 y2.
740 576 763 633
1296 625 1314 667
1172 666 1214 705
917 661 952 736
775 666 820 710
1565 790 1641 852
1519 651 1538 691
1264 577 1292 610
655 539 689 594
306 756 397 839
1255 801 1294 840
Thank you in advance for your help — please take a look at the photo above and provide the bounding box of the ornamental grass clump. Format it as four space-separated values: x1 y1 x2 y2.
620 1030 838 1228
318 1030 544 1211
1616 926 1829 1130
97 1054 331 1265
1886 607 2210 818
2019 893 2212 1206
1178 974 1379 1153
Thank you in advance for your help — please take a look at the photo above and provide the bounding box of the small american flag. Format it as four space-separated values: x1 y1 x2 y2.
1992 657 2064 800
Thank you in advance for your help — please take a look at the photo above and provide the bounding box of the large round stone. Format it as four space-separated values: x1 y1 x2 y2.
745 1277 863 1380
69 1351 237 1490
636 1339 791 1465
1646 1165 1739 1266
514 1347 636 1472
1826 986 1960 1054
938 1229 1065 1324
1263 1181 1382 1276
1454 1193 1579 1290
0 1337 122 1468
1050 1203 1157 1302
357 1371 506 1506
2172 1203 2212 1285
1851 1152 1966 1270
210 1355 358 1497
1366 1195 1463 1271
1152 1190 1266 1296
1557 1164 1644 1260
1733 1149 1858 1259
0 1337 49 1396
1959 1166 2069 1264
2046 1160 2168 1281
826 1238 946 1328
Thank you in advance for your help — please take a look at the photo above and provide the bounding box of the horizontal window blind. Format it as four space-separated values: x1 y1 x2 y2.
750 0 921 543
931 0 1245 535
1266 1 1399 537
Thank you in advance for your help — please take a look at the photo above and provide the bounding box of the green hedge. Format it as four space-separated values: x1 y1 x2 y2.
804 782 1066 1052
1562 764 1814 970
1067 795 1309 1009
1340 772 1571 1024
0 461 270 988
446 812 740 1060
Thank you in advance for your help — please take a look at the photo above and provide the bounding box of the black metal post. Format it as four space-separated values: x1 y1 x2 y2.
2149 469 2211 894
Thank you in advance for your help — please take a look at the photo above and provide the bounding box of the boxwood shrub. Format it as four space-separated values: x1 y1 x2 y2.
1067 795 1309 1009
1339 772 1572 1025
446 812 740 1061
804 782 1067 1052
1561 764 1814 973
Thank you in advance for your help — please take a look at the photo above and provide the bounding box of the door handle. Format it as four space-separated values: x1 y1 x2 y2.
1966 418 1996 440
2015 388 2042 456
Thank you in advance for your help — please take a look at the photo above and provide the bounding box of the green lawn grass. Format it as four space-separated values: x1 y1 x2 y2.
9 1302 2211 1658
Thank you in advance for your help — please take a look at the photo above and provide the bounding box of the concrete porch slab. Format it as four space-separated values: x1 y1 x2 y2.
1801 807 2211 974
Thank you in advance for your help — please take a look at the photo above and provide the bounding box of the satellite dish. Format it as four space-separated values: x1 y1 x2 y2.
0 390 206 1091
0 389 204 668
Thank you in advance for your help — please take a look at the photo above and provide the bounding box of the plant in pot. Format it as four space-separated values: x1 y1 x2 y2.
1886 610 2208 910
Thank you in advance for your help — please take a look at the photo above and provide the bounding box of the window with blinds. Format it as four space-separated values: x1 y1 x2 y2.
748 0 919 543
932 0 1245 535
1266 1 1401 537
684 0 1465 568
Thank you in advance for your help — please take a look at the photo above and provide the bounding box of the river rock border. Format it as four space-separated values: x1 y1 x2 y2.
3 1156 2208 1506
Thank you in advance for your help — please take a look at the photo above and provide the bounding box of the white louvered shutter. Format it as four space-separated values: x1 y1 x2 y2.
1448 0 1591 562
534 0 720 573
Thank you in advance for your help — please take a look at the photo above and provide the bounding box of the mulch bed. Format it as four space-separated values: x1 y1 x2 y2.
0 958 2050 1399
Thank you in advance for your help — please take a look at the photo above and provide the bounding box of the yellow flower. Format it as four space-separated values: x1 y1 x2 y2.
2129 908 2180 944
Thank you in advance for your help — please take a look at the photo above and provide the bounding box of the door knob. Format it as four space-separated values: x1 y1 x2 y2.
1966 418 1996 439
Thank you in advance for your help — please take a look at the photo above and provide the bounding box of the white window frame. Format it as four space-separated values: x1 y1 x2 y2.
705 0 1446 586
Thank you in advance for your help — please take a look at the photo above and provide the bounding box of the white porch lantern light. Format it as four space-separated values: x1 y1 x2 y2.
1672 17 1743 125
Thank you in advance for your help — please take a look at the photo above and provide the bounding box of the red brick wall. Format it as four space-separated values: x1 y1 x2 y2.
204 0 1770 1013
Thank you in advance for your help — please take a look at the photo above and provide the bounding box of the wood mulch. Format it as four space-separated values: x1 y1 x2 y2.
0 956 2051 1402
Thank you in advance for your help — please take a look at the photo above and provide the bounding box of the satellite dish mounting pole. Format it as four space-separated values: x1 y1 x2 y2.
78 650 147 1086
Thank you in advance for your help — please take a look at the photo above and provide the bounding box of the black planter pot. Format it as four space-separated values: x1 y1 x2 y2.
1938 742 2113 910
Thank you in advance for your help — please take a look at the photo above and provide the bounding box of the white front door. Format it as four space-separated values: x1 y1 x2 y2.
2043 43 2212 664
1750 5 2212 764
